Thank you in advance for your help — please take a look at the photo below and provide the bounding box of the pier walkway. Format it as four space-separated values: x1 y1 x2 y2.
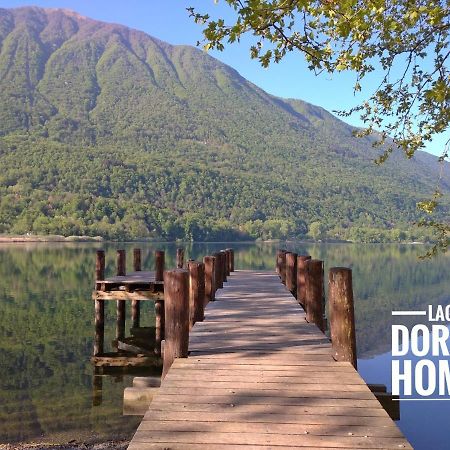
128 270 411 449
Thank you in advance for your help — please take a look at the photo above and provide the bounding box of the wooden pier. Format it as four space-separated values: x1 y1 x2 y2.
126 261 411 449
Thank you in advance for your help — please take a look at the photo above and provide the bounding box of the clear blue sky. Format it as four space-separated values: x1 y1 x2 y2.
1 0 446 157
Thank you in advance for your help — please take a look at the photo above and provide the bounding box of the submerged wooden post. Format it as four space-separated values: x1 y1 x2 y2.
204 255 216 303
305 259 325 332
116 250 126 345
188 261 205 327
132 248 141 328
329 267 357 369
154 250 165 356
94 251 105 357
297 255 311 307
226 248 234 272
285 252 297 295
92 367 103 406
162 269 189 378
176 248 184 269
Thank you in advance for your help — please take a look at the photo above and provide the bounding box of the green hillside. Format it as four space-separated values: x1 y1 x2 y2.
0 6 448 241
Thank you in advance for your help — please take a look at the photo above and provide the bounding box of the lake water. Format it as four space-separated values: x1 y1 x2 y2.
0 242 448 449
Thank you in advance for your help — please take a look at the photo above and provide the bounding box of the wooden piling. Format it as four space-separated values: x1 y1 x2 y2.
188 261 205 327
176 248 184 269
94 295 104 356
280 250 287 284
95 250 105 282
154 251 165 356
329 267 357 369
162 269 190 378
94 250 105 356
155 250 165 282
214 252 223 289
220 250 228 282
224 250 231 276
154 300 164 356
285 252 297 295
116 249 126 343
296 255 311 307
116 249 126 276
132 248 141 327
116 296 126 341
203 256 216 303
275 249 283 276
133 248 141 271
226 248 234 272
305 259 325 332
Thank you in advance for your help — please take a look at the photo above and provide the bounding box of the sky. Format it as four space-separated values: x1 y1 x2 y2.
1 0 446 157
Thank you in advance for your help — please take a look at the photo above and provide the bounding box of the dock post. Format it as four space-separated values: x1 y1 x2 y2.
280 250 287 284
203 255 216 303
94 249 105 357
155 250 165 281
285 252 297 295
213 252 223 289
296 255 311 307
188 261 205 327
116 250 126 345
329 267 357 369
226 248 234 272
224 250 231 276
133 248 141 271
154 250 165 356
162 269 189 378
220 250 228 282
176 248 184 268
305 260 325 332
132 248 141 328
95 249 105 283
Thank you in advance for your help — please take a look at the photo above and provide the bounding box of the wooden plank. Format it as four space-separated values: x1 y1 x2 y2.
130 431 411 448
91 355 161 367
147 400 389 416
173 358 350 367
138 420 404 438
164 372 367 383
93 291 164 301
140 409 399 427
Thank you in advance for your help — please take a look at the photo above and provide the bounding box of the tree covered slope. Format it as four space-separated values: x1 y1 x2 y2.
0 6 448 241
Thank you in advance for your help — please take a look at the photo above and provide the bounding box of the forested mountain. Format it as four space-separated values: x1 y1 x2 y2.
0 6 448 241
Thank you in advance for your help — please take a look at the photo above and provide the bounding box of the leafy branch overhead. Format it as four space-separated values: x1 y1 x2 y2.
189 1 449 159
189 0 450 253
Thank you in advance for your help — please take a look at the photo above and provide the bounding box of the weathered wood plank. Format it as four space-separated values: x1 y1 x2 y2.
131 431 411 448
138 420 404 438
140 409 399 427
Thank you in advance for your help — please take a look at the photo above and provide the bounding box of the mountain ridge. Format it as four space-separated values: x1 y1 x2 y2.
0 6 448 241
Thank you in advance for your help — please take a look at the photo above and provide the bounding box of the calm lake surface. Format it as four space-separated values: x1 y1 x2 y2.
0 242 448 449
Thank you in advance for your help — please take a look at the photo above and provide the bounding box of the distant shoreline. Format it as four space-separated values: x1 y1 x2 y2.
0 235 103 243
0 235 427 245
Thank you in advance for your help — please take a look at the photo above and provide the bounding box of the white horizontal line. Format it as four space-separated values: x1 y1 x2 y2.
393 398 450 401
391 311 427 316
